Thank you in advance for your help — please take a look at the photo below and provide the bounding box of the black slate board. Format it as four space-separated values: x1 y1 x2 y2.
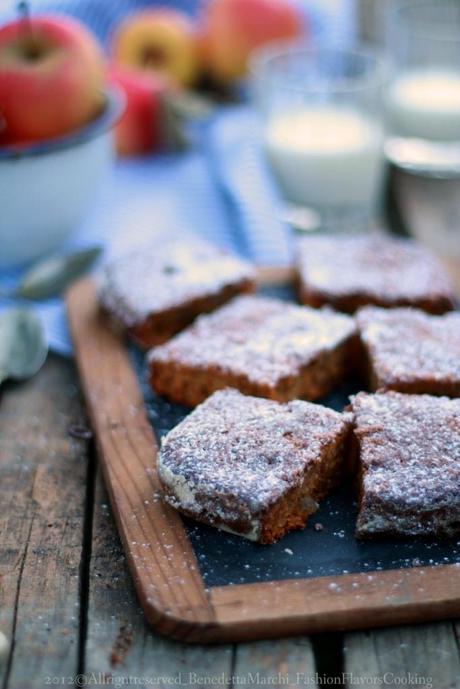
129 285 459 588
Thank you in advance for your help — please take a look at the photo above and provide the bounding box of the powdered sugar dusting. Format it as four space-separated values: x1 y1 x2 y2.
149 295 356 386
158 389 351 540
98 238 255 327
357 306 460 388
297 234 454 305
352 391 460 537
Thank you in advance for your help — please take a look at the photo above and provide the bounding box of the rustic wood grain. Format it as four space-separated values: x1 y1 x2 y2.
209 565 460 641
344 622 460 688
67 279 216 642
84 472 233 680
85 472 319 680
233 639 317 689
67 277 460 644
0 356 89 688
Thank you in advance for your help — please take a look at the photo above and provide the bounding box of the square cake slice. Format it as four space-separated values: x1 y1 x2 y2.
296 234 454 314
351 391 460 538
98 238 255 348
149 294 358 407
158 388 352 543
357 306 460 396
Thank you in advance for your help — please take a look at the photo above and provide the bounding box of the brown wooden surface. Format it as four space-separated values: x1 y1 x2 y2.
0 173 459 683
85 472 234 682
65 258 460 643
66 280 215 641
0 357 89 687
210 566 460 639
1 356 458 686
344 622 460 689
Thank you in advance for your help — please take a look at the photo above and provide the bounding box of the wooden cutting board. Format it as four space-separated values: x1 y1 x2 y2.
66 272 460 644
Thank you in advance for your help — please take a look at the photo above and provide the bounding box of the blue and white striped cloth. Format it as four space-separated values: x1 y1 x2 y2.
0 0 356 355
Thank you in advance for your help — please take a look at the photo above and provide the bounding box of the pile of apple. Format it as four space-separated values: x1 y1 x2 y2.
0 0 306 157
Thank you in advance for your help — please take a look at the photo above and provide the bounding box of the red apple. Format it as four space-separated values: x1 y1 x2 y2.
0 15 106 143
108 66 165 157
200 0 304 83
113 10 200 88
0 109 7 144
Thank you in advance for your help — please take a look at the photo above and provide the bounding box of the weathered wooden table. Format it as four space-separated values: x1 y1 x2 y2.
1 171 459 689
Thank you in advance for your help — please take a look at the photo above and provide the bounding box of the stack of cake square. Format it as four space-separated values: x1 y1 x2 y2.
99 233 459 543
296 235 459 540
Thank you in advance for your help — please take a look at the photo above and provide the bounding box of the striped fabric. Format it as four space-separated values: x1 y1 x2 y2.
208 107 293 267
4 0 200 42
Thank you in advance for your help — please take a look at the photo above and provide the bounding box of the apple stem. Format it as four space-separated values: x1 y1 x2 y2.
17 1 42 59
17 2 33 40
17 0 30 23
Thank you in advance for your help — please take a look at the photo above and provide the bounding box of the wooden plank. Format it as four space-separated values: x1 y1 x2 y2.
85 472 318 683
233 639 317 689
210 565 460 641
84 472 233 680
67 277 460 643
67 279 216 642
344 622 460 688
0 356 89 688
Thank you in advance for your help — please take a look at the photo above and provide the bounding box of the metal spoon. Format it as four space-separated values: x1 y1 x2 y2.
0 309 48 385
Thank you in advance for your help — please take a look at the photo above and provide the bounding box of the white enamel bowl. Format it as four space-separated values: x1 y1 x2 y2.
0 87 124 268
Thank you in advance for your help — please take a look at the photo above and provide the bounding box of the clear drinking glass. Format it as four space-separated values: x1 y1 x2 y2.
251 44 387 233
385 0 460 177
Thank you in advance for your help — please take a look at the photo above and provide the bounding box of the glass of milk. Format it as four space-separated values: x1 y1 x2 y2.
386 0 460 177
251 44 387 233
